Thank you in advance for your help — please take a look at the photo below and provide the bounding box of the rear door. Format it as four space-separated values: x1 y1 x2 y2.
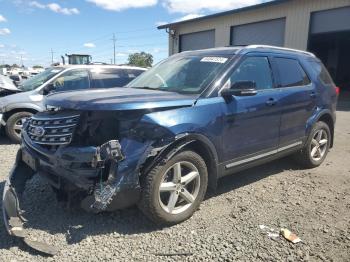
271 56 316 147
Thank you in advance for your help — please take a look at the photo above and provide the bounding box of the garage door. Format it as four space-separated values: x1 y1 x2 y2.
230 18 286 46
310 6 350 34
179 30 215 52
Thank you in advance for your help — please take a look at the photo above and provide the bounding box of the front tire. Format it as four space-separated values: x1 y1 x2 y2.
138 150 208 226
295 121 331 168
5 112 33 144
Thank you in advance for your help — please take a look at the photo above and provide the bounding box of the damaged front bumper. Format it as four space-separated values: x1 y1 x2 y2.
2 150 59 255
2 136 143 255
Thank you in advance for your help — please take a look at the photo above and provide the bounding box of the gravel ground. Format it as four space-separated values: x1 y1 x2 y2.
0 110 349 261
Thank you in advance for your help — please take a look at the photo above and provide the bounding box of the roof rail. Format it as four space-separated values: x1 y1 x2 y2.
246 45 315 57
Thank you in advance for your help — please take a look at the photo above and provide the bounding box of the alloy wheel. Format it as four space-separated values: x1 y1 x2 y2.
13 117 28 136
310 129 328 161
158 161 200 215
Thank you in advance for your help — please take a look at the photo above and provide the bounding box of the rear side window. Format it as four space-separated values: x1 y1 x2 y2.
274 58 310 87
125 69 144 79
90 68 143 88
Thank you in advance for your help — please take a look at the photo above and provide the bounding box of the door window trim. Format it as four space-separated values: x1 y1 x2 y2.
270 56 312 89
218 54 278 95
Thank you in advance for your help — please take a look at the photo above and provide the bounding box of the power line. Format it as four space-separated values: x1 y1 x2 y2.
111 34 117 64
50 48 54 64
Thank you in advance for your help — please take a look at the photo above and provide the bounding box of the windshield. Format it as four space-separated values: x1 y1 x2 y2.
19 67 63 91
127 54 231 94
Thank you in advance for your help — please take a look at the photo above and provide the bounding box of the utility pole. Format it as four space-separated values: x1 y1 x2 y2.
20 55 23 67
111 34 116 64
50 48 54 64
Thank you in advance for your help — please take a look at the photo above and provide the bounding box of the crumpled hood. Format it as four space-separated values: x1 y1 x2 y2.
1 84 20 91
45 88 196 111
0 76 20 91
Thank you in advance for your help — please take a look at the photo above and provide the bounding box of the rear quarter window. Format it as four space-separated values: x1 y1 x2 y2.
308 60 334 85
274 57 311 87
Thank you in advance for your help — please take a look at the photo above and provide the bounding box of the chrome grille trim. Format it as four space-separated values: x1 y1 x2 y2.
29 123 77 129
26 113 80 145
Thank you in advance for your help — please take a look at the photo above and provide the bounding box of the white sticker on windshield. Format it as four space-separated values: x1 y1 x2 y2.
201 57 228 64
51 69 61 73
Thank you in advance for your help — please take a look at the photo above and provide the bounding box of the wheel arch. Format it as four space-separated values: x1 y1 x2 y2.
316 111 335 148
141 133 219 192
3 108 38 123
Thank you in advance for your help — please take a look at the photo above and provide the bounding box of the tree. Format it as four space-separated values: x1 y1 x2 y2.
33 65 43 69
128 52 153 68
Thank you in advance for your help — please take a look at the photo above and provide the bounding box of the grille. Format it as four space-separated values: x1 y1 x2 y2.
26 113 80 145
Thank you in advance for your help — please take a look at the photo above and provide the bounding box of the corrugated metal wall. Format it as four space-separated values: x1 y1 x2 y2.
311 6 350 34
179 30 215 52
168 0 350 55
231 18 286 46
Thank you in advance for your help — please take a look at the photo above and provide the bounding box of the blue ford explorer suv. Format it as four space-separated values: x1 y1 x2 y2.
3 45 338 255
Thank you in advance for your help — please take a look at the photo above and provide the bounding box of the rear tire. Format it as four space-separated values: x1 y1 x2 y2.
138 150 208 226
5 112 33 144
294 121 331 168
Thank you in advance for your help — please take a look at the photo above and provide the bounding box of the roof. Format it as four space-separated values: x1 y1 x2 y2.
53 64 147 70
174 45 316 57
176 46 242 56
243 45 315 57
157 0 291 29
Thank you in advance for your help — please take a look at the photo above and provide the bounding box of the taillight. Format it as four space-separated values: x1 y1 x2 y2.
335 86 340 96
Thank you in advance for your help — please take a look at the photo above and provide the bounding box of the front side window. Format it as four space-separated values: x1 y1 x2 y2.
274 57 310 87
90 68 144 88
127 55 231 94
51 69 90 92
230 56 273 90
19 67 63 91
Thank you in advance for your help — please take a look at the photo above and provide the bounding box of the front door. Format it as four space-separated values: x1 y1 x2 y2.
221 55 281 166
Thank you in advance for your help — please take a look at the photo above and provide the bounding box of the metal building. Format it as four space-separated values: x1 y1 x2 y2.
158 0 350 91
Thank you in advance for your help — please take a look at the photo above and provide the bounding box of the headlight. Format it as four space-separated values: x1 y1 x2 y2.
46 105 61 111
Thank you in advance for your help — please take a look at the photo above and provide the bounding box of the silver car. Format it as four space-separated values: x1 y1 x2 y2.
0 65 146 143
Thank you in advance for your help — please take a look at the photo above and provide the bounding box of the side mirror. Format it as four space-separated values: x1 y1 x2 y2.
43 83 55 95
221 80 257 98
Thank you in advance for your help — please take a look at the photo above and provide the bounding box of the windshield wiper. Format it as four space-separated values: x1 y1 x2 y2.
131 86 157 90
131 86 182 93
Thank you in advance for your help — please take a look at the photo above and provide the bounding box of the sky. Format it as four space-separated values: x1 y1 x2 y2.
0 0 269 67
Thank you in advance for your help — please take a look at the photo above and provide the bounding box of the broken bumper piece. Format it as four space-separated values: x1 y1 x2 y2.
2 139 141 255
2 152 59 256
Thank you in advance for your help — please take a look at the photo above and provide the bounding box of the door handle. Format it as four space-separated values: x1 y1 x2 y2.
266 98 277 106
310 91 316 98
